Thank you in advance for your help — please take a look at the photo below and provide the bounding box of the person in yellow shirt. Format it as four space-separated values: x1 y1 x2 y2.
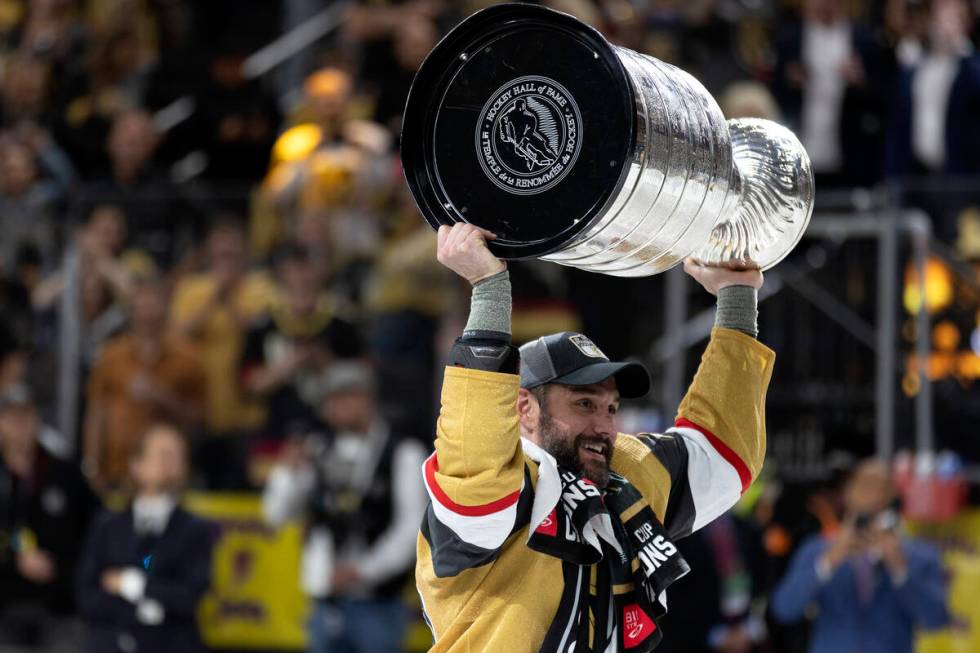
417 223 775 652
170 219 276 487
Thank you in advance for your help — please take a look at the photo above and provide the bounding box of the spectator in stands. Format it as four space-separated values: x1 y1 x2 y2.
33 202 142 312
885 0 931 67
98 107 158 185
83 277 204 491
241 245 362 440
772 0 894 187
17 0 88 78
0 126 75 273
76 423 213 653
53 19 155 174
885 0 980 176
193 37 280 183
33 203 153 362
262 361 426 653
260 66 395 286
255 67 353 263
303 66 354 144
344 2 447 131
0 385 100 652
85 20 151 111
32 204 153 445
0 53 53 127
771 459 949 653
170 218 276 488
84 108 195 267
0 135 59 274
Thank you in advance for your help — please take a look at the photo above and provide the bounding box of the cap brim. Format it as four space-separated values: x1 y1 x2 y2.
553 361 651 399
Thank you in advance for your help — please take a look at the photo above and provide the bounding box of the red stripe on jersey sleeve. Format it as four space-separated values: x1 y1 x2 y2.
423 453 522 516
675 418 752 493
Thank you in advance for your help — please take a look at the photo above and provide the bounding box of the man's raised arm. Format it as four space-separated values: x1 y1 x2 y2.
612 260 775 539
423 224 527 554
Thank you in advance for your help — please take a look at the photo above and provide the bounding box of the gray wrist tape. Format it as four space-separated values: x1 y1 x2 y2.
715 285 758 338
464 270 512 337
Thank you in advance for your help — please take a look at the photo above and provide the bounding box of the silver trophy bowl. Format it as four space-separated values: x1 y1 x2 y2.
401 3 813 274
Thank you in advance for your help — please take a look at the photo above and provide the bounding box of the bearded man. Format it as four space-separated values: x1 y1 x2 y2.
417 223 774 653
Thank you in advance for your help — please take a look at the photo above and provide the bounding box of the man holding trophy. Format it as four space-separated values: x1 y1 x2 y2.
401 4 812 652
420 222 772 651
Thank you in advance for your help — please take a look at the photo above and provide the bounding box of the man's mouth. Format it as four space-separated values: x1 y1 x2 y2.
580 441 608 462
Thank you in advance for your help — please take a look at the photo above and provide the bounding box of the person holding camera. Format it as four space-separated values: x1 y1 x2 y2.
771 458 950 653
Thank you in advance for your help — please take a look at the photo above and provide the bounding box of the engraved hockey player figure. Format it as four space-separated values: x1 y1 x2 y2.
498 98 559 170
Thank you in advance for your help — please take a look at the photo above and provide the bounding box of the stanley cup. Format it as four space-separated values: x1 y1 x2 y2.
401 3 814 275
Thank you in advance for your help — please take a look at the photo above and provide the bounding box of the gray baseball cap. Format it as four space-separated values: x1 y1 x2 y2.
519 332 650 399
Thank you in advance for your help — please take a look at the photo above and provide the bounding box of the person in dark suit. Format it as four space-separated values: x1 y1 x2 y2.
772 0 895 187
76 423 214 653
885 0 980 177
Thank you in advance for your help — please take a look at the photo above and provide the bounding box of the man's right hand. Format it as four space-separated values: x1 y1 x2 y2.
683 258 763 296
436 223 506 285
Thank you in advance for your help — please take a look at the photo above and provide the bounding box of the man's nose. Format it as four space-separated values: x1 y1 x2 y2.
591 412 617 439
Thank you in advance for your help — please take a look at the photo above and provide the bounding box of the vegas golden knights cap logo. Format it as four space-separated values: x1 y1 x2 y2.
568 334 606 359
476 76 583 196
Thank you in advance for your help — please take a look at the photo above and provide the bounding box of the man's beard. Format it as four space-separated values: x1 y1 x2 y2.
538 410 611 487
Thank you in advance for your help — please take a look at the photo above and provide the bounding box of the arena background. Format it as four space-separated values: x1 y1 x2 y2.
0 0 978 651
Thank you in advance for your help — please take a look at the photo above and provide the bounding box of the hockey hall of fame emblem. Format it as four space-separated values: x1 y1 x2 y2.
475 75 583 196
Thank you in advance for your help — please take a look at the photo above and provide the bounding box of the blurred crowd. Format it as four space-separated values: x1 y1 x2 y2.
0 0 977 651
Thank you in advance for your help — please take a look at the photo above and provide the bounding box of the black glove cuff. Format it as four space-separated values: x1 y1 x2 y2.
450 334 520 374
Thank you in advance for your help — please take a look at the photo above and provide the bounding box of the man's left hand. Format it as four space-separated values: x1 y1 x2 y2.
683 258 763 296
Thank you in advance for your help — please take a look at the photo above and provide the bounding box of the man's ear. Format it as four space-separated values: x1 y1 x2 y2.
517 388 539 436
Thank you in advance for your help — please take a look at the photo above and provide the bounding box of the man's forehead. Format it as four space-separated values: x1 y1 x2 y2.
554 378 620 399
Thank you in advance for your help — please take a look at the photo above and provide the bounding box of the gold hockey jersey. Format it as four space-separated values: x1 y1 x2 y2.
417 327 775 652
